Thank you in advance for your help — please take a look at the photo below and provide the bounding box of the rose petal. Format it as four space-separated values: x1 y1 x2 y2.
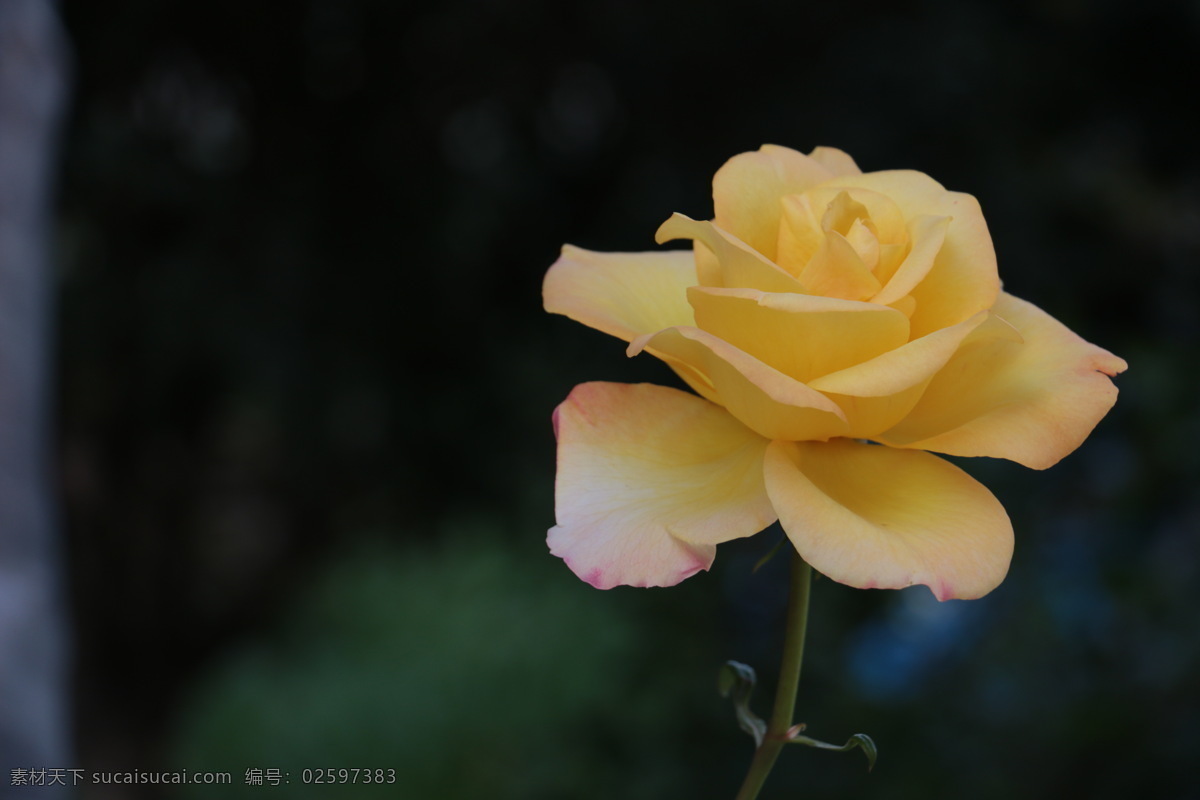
809 311 1014 397
809 312 1019 437
549 382 775 589
628 326 849 441
657 213 806 294
712 145 837 260
870 215 951 306
764 439 1014 600
807 146 862 177
687 286 909 384
820 190 873 235
887 293 917 318
825 170 1000 337
878 292 1127 469
798 230 883 301
786 186 909 247
876 244 911 291
776 193 826 275
543 245 697 342
844 218 881 271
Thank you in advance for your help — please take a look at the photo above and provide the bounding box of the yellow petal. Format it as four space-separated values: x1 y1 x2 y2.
798 230 883 301
764 439 1014 600
656 213 806 294
543 245 697 342
549 382 775 589
809 312 1018 437
776 193 826 275
870 215 951 306
878 292 1127 469
875 243 910 287
888 293 917 318
687 286 909 383
809 311 1012 396
844 218 880 271
692 239 722 286
628 326 849 441
807 146 862 177
825 171 999 337
791 186 909 246
712 145 837 261
820 190 873 236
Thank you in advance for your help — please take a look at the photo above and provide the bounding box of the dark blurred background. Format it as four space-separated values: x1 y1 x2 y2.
8 0 1198 796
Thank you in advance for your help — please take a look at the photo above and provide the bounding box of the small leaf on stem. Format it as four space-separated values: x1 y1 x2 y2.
785 731 878 772
718 660 768 748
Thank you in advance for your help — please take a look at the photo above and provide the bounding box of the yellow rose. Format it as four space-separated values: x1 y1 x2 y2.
543 145 1126 599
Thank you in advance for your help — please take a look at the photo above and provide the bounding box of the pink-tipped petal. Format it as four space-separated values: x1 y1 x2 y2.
550 382 775 589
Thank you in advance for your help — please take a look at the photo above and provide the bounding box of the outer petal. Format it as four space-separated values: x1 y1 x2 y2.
826 170 999 337
878 292 1127 469
629 326 849 441
764 439 1014 600
543 245 697 342
687 286 910 384
549 382 776 589
807 146 862 177
712 145 837 260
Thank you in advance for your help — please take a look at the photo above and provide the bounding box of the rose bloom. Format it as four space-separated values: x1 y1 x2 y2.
543 145 1126 600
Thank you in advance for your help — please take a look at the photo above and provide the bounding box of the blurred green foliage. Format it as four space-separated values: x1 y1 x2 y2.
171 529 730 799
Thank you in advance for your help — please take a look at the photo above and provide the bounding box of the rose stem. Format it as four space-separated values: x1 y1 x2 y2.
734 549 813 800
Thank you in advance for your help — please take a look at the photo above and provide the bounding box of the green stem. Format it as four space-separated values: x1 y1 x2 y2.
734 551 813 800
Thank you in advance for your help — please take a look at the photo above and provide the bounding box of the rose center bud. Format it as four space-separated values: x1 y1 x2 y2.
777 188 913 305
842 217 880 272
819 191 890 275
